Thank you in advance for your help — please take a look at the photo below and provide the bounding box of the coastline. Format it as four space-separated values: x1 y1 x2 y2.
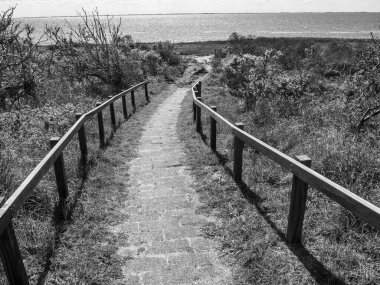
16 11 380 19
174 37 372 55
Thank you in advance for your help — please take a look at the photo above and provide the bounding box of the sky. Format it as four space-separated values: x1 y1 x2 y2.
2 0 380 18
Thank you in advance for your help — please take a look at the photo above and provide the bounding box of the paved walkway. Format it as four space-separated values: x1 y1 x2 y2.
113 88 231 285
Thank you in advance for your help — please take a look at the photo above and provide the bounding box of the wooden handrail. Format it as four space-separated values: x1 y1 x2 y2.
85 81 147 117
0 80 148 234
192 81 380 232
0 80 149 284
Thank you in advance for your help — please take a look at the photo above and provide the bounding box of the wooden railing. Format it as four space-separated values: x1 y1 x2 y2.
192 80 380 243
0 80 149 285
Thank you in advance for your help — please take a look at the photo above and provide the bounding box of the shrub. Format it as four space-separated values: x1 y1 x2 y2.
228 32 260 55
222 54 255 96
153 41 180 66
0 150 14 199
344 35 380 132
0 7 46 110
223 50 283 111
141 50 162 76
46 9 144 95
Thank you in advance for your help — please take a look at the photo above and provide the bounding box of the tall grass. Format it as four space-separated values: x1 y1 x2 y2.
184 35 380 283
0 6 183 283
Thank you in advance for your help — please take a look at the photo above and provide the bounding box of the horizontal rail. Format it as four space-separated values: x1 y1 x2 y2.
192 84 380 231
0 80 148 235
85 80 148 117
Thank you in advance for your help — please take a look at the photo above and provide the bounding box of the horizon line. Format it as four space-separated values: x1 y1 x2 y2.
15 11 380 19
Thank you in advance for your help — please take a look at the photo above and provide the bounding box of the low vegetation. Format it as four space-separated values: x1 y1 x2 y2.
0 6 184 283
177 33 380 284
2 3 380 282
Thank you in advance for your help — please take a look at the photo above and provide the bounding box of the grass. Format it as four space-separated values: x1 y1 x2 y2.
176 41 228 56
177 68 380 284
0 76 170 284
0 58 206 284
174 37 370 57
35 80 175 284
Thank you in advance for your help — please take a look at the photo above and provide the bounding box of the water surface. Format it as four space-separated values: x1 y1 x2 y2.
20 13 380 42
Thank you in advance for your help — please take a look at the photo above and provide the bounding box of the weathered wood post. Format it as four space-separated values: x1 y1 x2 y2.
233 122 245 182
0 221 29 285
122 94 128 119
50 137 69 201
196 81 202 97
210 106 217 151
196 97 202 133
144 83 150 102
286 155 312 244
131 90 136 112
75 113 88 163
96 102 105 148
108 96 116 129
193 89 198 122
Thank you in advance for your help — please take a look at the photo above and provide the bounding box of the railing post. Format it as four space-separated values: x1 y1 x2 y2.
131 90 136 112
197 81 202 97
286 155 312 244
50 137 69 201
210 106 217 151
196 97 202 133
233 122 245 182
0 221 29 285
75 113 88 163
193 100 196 122
108 96 116 129
96 102 105 148
144 83 150 102
122 94 128 119
193 90 199 122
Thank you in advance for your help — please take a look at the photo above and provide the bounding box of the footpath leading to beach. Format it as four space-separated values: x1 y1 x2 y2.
104 57 230 284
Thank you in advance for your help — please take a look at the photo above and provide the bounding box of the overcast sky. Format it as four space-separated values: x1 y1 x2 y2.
3 0 380 18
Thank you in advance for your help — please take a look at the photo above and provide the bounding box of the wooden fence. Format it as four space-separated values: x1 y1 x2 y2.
0 80 149 285
192 80 380 243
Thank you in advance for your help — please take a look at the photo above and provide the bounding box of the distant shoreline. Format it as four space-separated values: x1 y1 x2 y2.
174 37 371 56
15 11 380 20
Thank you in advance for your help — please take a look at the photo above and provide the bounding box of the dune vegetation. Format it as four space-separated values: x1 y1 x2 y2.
177 33 380 284
1 3 380 283
0 6 185 283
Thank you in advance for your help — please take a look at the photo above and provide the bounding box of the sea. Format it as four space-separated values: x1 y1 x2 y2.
18 13 380 43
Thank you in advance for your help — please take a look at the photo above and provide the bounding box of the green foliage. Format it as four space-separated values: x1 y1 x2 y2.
345 35 380 131
153 41 180 66
222 49 314 113
0 7 46 110
228 32 259 55
217 32 380 235
45 11 183 95
46 9 144 95
223 32 380 130
177 77 380 285
0 6 184 283
0 151 14 198
141 50 162 76
222 54 255 96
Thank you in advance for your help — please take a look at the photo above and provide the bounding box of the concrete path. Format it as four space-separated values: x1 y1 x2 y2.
113 88 231 285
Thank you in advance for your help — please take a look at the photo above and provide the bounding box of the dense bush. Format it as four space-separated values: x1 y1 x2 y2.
0 7 185 283
154 41 181 66
45 9 144 95
218 32 380 230
0 6 184 199
345 35 380 131
228 32 260 55
0 7 46 110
